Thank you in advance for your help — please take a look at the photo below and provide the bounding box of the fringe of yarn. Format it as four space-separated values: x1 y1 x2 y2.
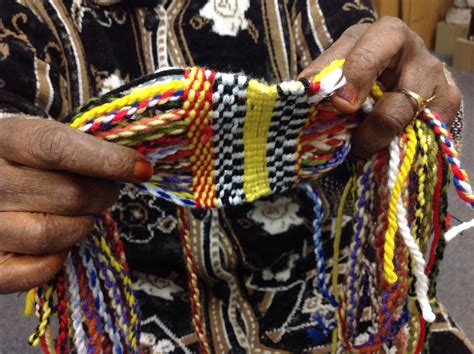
23 60 474 353
26 212 141 354
303 111 474 352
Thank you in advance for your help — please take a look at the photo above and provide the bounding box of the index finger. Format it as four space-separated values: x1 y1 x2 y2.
0 117 153 183
331 17 410 113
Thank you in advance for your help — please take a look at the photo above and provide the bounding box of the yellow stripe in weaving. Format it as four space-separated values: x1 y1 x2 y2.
383 124 417 284
243 79 277 202
70 80 186 128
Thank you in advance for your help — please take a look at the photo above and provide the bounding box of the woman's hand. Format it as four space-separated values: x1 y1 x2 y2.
299 16 462 158
0 117 153 293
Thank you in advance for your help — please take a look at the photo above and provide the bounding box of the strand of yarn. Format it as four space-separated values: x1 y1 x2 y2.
345 160 372 341
28 283 54 347
78 240 123 353
395 170 435 322
87 229 130 350
383 125 417 284
24 288 36 317
419 109 474 207
178 207 210 354
301 182 338 306
73 251 103 353
330 177 353 354
55 270 70 354
44 325 56 354
91 227 141 352
64 255 88 353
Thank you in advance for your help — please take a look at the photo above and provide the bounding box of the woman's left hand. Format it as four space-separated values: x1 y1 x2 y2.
298 16 462 158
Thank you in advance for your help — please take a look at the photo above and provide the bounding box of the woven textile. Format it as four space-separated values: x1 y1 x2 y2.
68 60 352 208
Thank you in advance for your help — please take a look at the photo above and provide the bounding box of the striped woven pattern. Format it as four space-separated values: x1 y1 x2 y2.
69 60 353 207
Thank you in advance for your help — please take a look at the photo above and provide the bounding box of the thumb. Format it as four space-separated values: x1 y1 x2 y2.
0 117 153 183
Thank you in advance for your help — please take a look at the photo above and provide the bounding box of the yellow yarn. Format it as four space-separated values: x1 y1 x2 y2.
24 288 36 317
312 59 345 83
70 80 186 128
92 228 139 351
370 83 384 99
243 79 277 202
383 124 417 284
29 284 54 347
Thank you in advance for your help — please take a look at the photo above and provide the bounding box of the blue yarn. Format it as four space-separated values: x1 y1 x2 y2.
300 182 338 307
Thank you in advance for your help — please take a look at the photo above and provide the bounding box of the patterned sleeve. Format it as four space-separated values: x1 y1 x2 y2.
290 0 376 72
0 2 67 119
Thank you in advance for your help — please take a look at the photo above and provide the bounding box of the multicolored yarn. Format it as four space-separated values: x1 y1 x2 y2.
68 60 351 208
27 213 140 354
25 60 474 353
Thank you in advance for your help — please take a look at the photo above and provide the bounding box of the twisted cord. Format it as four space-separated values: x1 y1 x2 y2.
301 182 338 306
91 229 141 352
87 231 130 349
178 207 210 354
24 288 36 317
79 241 123 353
345 160 372 340
55 270 70 354
383 125 417 284
419 109 474 207
65 255 88 354
28 282 55 347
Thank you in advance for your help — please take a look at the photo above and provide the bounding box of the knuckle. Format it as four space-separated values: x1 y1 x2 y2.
410 31 425 48
28 216 55 253
380 16 408 35
429 58 445 75
341 24 369 41
377 107 407 137
347 47 379 77
449 86 462 110
31 125 71 169
104 149 133 179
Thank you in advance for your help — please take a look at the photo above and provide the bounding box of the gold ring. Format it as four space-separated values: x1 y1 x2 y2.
393 88 435 113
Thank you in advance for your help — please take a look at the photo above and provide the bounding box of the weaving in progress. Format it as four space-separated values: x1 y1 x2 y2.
23 59 474 353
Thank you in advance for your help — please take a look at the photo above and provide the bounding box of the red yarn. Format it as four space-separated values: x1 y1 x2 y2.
55 272 70 354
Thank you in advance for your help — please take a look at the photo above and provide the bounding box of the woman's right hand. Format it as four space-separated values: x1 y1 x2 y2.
0 117 153 293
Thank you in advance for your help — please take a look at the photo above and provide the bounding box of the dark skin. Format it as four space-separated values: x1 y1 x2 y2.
0 17 462 293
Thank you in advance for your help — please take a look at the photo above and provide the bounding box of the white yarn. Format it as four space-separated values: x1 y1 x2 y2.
79 242 124 353
388 138 435 323
65 256 87 353
445 218 474 242
396 195 435 322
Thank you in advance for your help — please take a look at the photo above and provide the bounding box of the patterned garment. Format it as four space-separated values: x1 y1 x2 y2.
0 0 471 352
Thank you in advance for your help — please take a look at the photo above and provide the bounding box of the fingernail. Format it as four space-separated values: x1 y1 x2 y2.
133 160 153 181
335 83 358 105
